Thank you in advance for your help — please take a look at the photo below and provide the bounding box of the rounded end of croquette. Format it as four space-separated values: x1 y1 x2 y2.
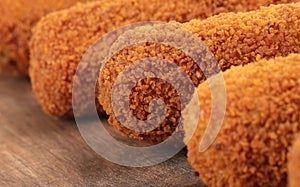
185 54 300 187
29 1 105 117
96 21 216 143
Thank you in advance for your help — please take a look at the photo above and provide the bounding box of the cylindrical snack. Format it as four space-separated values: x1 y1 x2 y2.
97 3 300 142
29 0 299 116
0 0 96 75
184 54 300 187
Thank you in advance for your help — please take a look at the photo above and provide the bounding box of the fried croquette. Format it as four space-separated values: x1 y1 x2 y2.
29 0 299 117
97 3 300 143
0 0 95 75
288 135 300 187
184 54 300 187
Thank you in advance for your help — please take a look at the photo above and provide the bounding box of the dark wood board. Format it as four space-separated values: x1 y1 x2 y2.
0 75 204 187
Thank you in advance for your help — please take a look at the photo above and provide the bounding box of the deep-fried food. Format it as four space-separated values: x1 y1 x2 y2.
185 54 300 187
97 3 300 142
0 0 94 75
29 0 299 116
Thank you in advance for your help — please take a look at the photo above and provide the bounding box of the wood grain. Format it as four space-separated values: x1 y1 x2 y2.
0 75 204 187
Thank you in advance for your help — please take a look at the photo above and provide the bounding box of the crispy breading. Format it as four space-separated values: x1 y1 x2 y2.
97 3 300 142
0 0 94 75
29 0 299 116
185 54 300 187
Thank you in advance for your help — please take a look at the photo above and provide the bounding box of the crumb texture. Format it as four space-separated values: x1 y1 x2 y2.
97 3 300 142
0 0 94 75
29 0 299 116
185 54 300 187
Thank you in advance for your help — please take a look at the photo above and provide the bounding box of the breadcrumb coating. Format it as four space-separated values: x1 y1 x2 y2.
0 0 94 75
184 54 300 187
288 135 300 187
29 0 299 116
97 3 300 143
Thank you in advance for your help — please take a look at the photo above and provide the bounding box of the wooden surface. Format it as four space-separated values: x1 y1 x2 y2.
0 76 204 187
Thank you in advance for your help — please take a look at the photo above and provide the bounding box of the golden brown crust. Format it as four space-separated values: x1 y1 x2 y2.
185 54 300 187
97 3 300 143
29 0 299 116
288 135 300 187
0 0 94 76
